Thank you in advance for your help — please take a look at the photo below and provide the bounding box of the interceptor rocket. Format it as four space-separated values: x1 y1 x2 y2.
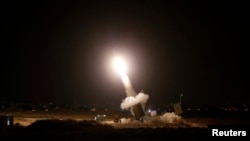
112 48 145 121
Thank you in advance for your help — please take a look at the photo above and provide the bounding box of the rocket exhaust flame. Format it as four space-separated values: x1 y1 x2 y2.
113 56 136 96
113 56 127 76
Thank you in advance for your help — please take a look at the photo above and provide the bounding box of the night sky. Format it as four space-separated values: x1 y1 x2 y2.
1 0 249 106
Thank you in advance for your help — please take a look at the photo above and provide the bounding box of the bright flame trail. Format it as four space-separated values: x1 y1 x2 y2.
113 56 137 96
113 55 148 120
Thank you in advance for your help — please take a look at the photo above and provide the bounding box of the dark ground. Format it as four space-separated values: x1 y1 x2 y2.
1 117 250 140
0 119 222 140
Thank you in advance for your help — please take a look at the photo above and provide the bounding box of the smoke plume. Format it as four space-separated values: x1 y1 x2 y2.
120 92 149 109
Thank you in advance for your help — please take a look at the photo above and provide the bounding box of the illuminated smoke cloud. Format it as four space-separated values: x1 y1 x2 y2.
120 92 149 109
144 112 183 125
150 110 157 117
136 92 149 104
119 118 132 124
160 112 182 123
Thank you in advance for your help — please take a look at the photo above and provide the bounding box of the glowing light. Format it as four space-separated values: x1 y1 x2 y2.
112 55 136 96
121 74 129 87
113 56 127 76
